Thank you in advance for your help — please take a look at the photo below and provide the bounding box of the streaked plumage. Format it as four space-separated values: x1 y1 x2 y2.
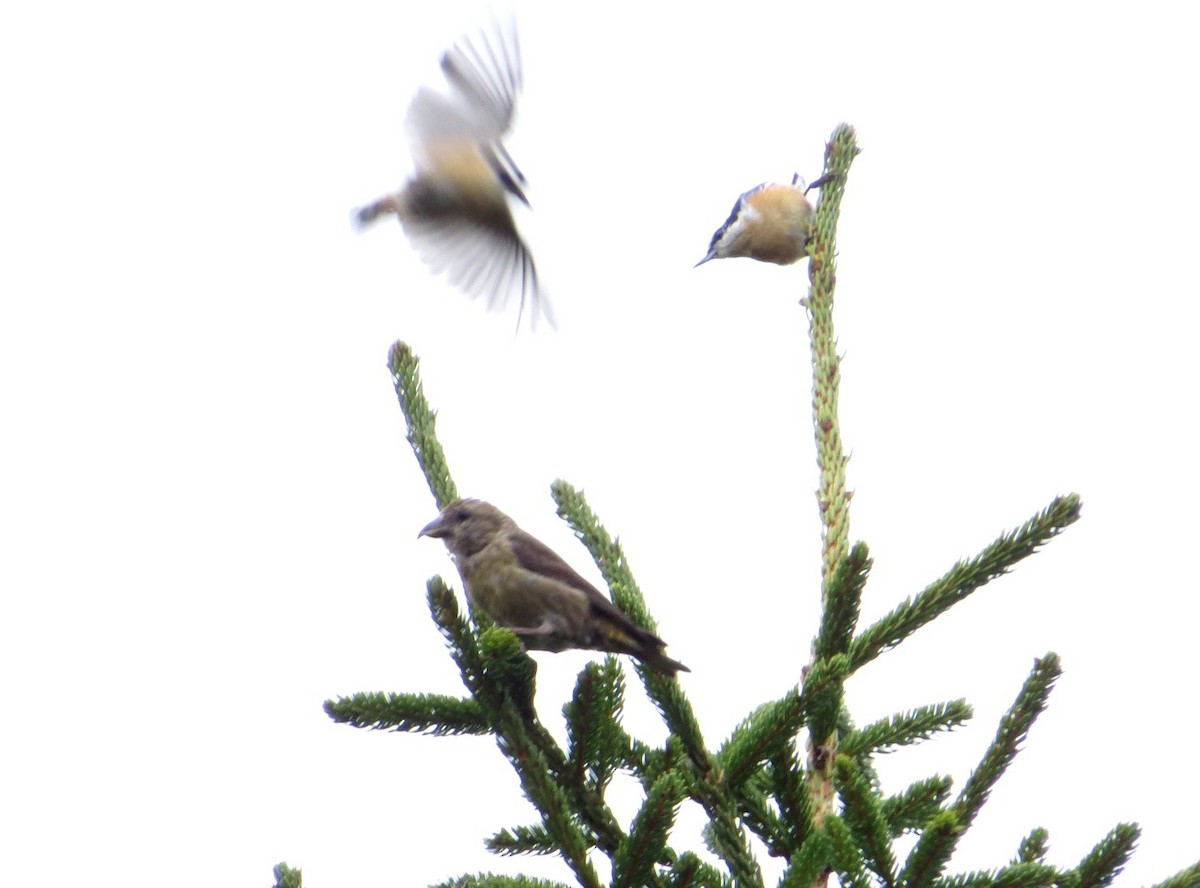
695 173 816 267
355 23 551 329
419 498 689 676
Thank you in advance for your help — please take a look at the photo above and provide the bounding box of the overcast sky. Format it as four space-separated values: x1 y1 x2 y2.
3 1 1198 886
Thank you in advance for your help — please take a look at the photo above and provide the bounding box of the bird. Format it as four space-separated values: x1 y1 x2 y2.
695 173 826 267
355 22 551 329
419 498 689 675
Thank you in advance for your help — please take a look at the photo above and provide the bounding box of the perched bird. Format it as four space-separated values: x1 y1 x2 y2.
695 173 825 267
355 22 551 329
419 498 689 675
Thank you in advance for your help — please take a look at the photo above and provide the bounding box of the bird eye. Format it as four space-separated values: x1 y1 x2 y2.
456 508 470 523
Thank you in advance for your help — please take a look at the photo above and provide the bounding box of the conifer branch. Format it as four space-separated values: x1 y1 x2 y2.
433 875 573 888
559 658 632 856
388 340 457 507
427 576 496 696
322 691 488 735
734 771 791 858
899 810 961 888
272 862 302 888
823 813 871 888
997 864 1061 888
432 582 605 885
802 125 861 888
953 655 1061 831
1013 829 1049 864
834 755 898 888
552 480 710 773
815 543 871 661
1073 824 1140 888
806 123 860 590
554 657 643 864
428 576 491 691
487 824 559 856
935 862 1059 888
665 852 733 888
771 742 813 852
840 700 973 756
933 869 996 888
1149 862 1200 888
564 785 626 859
715 654 849 799
880 776 953 837
803 682 847 770
781 829 835 888
717 692 806 792
564 657 627 793
626 736 686 792
442 591 658 882
848 496 1082 673
491 705 602 888
614 771 687 888
478 628 540 721
693 785 765 887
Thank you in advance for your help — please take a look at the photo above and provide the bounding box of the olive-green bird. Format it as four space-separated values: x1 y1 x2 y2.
419 498 689 675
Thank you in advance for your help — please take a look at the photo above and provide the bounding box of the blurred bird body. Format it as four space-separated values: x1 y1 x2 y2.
695 174 815 267
420 499 689 675
355 23 549 328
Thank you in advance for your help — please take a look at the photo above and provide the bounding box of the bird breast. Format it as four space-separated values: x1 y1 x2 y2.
741 187 811 264
464 553 591 634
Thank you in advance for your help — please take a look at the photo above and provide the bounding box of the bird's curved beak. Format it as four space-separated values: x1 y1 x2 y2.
418 515 449 539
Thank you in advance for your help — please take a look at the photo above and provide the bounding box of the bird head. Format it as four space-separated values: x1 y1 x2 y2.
419 497 513 558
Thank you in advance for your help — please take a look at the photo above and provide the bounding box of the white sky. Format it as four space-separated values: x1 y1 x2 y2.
2 1 1198 885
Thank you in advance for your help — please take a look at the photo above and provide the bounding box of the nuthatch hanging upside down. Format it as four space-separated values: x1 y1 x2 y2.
695 173 825 267
355 22 551 329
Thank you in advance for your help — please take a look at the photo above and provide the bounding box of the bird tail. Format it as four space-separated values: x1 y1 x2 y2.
640 646 690 676
353 193 403 229
599 620 690 676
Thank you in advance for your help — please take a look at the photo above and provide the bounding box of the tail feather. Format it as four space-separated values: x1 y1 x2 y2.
640 646 690 676
354 193 403 229
597 617 689 676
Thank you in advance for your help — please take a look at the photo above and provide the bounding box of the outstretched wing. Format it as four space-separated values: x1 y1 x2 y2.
406 22 527 195
399 211 551 330
440 21 522 139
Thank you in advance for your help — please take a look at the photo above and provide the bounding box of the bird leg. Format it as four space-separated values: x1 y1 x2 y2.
804 174 831 194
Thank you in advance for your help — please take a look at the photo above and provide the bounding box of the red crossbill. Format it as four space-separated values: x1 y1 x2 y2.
419 498 689 676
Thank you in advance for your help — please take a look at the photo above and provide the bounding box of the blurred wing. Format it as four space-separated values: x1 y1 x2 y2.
440 21 522 139
405 22 528 196
405 86 475 154
400 214 551 330
440 23 526 194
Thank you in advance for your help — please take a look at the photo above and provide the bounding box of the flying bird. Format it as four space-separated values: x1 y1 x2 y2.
355 22 550 329
695 173 825 267
420 498 689 676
